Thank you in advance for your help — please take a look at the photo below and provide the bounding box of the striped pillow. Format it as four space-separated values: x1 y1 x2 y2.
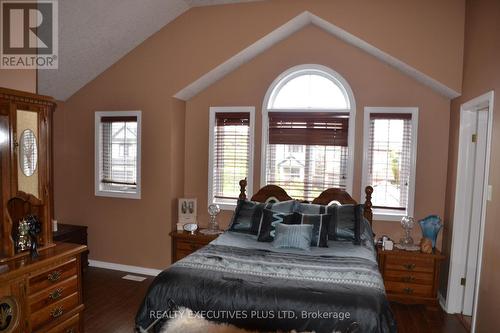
272 223 313 251
294 212 330 247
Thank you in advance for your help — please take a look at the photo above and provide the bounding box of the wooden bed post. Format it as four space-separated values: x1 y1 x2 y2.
239 178 247 200
364 186 374 226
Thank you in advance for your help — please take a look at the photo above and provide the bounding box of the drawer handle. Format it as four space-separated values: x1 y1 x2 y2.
403 287 414 294
403 263 416 270
48 270 62 282
402 276 416 283
66 329 74 333
49 288 63 300
50 306 64 318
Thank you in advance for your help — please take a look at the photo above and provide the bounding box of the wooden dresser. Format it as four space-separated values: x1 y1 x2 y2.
377 246 445 307
53 224 89 271
170 230 219 263
0 243 87 333
0 88 88 332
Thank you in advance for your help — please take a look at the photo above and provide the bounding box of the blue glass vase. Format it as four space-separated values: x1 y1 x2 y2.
418 215 442 248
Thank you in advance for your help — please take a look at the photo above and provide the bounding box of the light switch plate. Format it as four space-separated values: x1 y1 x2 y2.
487 185 493 201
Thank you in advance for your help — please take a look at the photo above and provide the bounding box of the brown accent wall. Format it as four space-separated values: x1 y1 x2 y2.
53 0 464 269
186 26 451 248
0 70 37 93
442 0 500 329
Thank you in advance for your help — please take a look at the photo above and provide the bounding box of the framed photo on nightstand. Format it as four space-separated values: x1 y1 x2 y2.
178 198 197 225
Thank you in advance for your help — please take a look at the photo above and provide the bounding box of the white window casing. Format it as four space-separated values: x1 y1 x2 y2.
95 111 142 199
362 107 418 221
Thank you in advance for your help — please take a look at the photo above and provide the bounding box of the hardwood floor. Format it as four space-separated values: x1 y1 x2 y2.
83 267 153 333
82 267 468 333
391 303 468 333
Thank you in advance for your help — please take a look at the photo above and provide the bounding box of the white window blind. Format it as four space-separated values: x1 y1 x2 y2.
95 112 141 198
265 112 349 201
367 113 413 210
211 112 251 206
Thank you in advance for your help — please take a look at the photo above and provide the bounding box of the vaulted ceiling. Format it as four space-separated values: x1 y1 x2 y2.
38 0 261 101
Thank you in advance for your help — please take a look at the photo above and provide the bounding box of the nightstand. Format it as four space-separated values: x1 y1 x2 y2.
170 230 220 263
377 246 445 307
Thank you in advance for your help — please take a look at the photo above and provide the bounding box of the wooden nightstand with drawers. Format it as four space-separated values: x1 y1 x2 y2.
170 230 220 263
377 246 445 307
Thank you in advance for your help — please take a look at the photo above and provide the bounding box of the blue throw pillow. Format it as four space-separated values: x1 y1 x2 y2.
257 208 298 242
272 223 313 251
295 202 328 214
326 204 364 244
228 199 260 234
229 199 296 234
294 212 330 247
250 200 297 235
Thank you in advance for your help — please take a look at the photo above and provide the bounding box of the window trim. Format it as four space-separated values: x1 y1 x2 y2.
261 64 356 195
362 107 418 221
94 111 142 199
208 106 255 210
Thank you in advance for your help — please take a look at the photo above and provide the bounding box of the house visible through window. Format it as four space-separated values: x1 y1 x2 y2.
363 108 418 220
263 65 355 201
208 107 254 208
95 111 141 199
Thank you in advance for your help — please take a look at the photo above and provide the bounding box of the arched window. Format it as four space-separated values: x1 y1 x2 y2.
262 65 355 200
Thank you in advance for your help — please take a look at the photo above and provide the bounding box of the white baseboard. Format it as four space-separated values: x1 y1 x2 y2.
438 292 449 313
88 259 162 276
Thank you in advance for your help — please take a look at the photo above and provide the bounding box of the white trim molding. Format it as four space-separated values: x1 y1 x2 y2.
89 260 162 276
208 106 255 210
174 11 460 101
361 107 419 221
445 91 494 333
261 64 356 195
94 111 142 199
438 292 448 313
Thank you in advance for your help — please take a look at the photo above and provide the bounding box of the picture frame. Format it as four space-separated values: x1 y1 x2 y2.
178 198 197 224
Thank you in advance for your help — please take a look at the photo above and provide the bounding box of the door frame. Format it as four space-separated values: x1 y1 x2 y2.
445 91 494 332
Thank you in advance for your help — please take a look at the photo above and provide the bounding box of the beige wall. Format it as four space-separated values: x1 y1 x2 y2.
186 26 451 248
442 0 500 330
0 70 36 93
53 0 464 269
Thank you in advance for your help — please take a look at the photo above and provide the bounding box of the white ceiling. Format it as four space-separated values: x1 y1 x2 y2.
38 0 261 101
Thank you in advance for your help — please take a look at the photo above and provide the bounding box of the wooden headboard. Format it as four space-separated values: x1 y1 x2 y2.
238 179 374 226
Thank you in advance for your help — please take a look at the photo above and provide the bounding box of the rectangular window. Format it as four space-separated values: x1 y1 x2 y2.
362 107 418 220
95 111 141 199
208 107 255 209
265 112 349 201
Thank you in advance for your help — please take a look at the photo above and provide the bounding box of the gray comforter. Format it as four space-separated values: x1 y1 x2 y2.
136 229 396 333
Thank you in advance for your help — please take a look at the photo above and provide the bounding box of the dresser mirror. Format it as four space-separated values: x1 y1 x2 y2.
19 129 38 177
16 110 39 198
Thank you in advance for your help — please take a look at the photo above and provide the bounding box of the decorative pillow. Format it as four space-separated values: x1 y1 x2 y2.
250 200 297 235
257 209 298 242
294 212 330 247
228 199 260 234
272 223 313 251
326 204 364 244
229 199 296 235
294 201 342 214
294 202 327 214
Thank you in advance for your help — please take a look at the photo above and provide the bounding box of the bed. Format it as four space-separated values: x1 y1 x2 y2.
135 181 397 333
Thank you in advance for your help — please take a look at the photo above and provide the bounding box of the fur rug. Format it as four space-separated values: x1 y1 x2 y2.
161 307 314 333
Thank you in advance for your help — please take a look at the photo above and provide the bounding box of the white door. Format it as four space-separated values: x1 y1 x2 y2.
462 109 488 316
